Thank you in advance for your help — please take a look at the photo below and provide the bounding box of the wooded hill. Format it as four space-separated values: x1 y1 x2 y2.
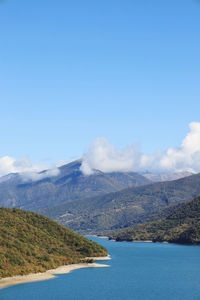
109 195 200 245
0 208 107 278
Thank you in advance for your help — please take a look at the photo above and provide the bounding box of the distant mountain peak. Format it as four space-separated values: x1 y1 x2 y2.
143 171 194 182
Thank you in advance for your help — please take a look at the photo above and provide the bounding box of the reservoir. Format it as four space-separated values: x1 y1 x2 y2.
1 237 200 300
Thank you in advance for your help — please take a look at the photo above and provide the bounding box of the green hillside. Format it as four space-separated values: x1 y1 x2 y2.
109 195 200 245
0 160 150 211
0 208 107 278
41 173 200 234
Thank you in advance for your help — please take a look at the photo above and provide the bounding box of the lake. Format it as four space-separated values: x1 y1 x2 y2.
1 237 200 300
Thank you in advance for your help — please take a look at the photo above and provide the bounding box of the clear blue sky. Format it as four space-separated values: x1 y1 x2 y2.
0 0 200 164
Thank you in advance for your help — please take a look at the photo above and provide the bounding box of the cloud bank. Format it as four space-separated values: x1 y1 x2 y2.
81 122 200 175
1 122 200 179
0 156 60 181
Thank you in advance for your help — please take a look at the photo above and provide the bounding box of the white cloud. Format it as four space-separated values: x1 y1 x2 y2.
80 137 161 175
0 156 34 176
160 122 200 173
81 122 200 175
1 122 200 179
21 168 60 182
0 156 60 181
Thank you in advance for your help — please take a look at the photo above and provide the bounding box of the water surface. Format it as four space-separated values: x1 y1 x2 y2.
1 237 200 300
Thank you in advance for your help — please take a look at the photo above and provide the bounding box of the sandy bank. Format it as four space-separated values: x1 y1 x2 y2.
0 258 110 289
133 240 153 243
133 240 169 244
88 255 111 260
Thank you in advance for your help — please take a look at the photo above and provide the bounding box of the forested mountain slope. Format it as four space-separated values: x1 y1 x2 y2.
109 195 200 245
0 207 107 278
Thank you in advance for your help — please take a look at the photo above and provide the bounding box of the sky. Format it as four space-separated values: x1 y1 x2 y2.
0 0 200 176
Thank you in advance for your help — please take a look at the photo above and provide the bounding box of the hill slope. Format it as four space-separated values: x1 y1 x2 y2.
0 160 150 211
41 173 200 234
109 195 200 245
0 208 107 278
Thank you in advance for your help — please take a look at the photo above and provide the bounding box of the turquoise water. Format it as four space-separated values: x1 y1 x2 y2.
1 237 200 300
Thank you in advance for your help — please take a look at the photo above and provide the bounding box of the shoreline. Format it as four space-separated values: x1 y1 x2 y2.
88 255 111 260
132 240 168 244
0 256 110 290
115 239 169 244
133 240 153 243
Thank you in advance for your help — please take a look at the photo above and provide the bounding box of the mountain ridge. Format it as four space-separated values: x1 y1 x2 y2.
0 160 151 211
40 172 200 234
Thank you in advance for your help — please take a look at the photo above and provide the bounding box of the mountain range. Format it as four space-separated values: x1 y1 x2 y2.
0 160 150 211
0 159 200 236
40 172 200 234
